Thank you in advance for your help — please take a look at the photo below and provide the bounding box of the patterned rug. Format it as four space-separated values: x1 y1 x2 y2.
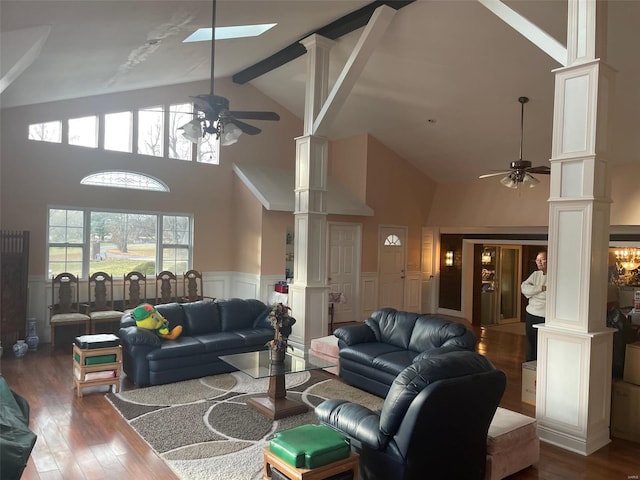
106 370 383 480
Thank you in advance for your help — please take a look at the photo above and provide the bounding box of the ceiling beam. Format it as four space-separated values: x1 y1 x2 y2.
478 0 567 66
231 0 415 85
313 5 397 136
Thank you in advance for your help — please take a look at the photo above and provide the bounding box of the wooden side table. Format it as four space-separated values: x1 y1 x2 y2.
72 344 122 398
263 447 358 480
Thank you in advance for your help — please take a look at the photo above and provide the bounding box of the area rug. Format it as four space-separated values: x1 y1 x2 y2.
106 371 383 480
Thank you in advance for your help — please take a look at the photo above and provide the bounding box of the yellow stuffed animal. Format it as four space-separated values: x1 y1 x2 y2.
132 303 182 340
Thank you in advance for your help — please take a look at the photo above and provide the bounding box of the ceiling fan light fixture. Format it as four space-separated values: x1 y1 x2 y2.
220 123 242 146
523 173 539 188
500 174 518 189
180 118 204 143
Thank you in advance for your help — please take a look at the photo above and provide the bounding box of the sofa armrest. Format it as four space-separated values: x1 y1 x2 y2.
315 399 385 450
118 325 162 348
333 324 376 346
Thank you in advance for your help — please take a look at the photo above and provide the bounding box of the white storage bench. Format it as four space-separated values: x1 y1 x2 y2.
309 335 340 375
486 407 539 480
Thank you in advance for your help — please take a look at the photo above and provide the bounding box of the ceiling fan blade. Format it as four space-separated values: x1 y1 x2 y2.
527 166 551 175
227 111 280 121
228 118 262 135
479 171 511 179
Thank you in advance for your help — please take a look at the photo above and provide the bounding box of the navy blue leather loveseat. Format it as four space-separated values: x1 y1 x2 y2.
118 298 280 386
334 308 477 397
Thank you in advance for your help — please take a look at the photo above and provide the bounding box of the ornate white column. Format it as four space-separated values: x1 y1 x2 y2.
288 35 334 349
536 0 615 455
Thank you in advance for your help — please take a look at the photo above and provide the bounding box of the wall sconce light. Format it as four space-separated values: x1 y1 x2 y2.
445 250 454 267
481 249 492 265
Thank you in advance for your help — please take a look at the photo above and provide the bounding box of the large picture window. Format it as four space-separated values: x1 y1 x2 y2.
48 207 192 278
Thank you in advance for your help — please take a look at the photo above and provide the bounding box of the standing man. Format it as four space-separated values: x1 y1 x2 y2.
521 251 547 361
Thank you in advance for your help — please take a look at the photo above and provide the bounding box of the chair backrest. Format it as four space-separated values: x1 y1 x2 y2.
155 270 177 304
88 271 115 312
51 272 81 314
183 269 203 302
123 271 147 310
376 351 506 480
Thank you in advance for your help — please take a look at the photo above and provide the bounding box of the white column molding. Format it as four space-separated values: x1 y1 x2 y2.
291 35 333 349
299 35 334 136
537 0 615 456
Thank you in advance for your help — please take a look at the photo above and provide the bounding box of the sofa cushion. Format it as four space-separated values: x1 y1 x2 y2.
372 350 418 375
366 309 419 349
408 315 471 352
218 298 269 332
182 300 220 335
340 342 405 366
155 302 185 331
197 332 246 352
234 328 274 346
146 336 205 360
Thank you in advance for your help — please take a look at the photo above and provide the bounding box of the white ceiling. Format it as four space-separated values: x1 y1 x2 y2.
1 0 638 184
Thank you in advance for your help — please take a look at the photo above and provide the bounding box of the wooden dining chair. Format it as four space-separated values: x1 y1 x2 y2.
87 271 123 333
123 271 147 311
155 270 177 304
49 272 90 351
181 269 215 303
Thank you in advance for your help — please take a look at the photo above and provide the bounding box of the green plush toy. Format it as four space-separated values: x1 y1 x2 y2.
132 303 182 340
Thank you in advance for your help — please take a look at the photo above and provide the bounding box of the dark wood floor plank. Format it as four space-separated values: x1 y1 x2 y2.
1 321 639 480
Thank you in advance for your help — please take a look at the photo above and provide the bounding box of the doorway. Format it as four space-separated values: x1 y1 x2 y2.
478 245 522 325
327 222 361 325
378 226 407 310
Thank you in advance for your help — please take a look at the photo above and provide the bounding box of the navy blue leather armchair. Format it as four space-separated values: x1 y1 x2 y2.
316 351 506 480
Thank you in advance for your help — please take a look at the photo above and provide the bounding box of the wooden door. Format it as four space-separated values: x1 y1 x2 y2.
378 226 407 310
328 223 359 324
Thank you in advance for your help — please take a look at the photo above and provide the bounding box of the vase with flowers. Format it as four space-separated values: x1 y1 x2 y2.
267 303 295 363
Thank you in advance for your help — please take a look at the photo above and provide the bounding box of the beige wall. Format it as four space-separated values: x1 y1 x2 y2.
232 176 264 275
0 78 302 276
427 163 640 229
330 135 368 203
610 164 640 225
362 135 436 272
261 210 294 277
428 176 551 228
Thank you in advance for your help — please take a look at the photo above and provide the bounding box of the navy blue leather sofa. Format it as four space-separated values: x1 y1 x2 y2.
118 298 287 386
334 308 477 397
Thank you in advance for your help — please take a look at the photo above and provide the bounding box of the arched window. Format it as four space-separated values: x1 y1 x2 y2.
384 234 402 246
81 171 169 192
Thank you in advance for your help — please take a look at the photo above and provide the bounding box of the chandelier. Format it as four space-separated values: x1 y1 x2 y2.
615 248 640 271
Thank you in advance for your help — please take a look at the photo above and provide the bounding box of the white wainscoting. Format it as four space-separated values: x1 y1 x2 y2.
360 272 378 320
404 271 421 313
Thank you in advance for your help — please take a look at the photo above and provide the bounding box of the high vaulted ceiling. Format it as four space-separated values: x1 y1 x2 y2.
1 1 638 184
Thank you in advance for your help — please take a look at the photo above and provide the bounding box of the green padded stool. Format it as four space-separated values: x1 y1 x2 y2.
269 424 350 469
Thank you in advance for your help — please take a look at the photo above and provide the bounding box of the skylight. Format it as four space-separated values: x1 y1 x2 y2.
183 24 276 43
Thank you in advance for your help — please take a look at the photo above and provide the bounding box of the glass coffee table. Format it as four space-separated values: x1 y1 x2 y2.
219 350 336 420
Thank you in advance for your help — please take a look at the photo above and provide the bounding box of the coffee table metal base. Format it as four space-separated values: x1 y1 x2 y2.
246 371 308 420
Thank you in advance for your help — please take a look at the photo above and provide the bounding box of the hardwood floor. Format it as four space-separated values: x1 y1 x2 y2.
1 323 638 480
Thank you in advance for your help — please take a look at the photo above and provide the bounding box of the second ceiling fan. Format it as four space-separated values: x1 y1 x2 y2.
180 0 280 146
479 96 550 189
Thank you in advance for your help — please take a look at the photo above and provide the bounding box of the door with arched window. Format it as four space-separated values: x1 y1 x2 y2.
378 226 407 310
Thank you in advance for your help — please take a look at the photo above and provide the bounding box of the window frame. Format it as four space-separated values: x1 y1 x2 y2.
47 206 193 279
